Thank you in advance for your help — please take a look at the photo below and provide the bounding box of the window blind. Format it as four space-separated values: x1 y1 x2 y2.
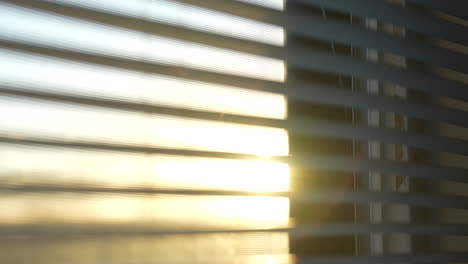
0 0 467 263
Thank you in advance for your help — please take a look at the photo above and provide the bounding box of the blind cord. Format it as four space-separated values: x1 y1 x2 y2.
321 6 359 256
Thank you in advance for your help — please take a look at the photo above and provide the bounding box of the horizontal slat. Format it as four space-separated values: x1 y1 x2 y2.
288 44 468 102
0 11 465 129
3 182 468 210
0 184 287 197
297 253 468 264
290 0 468 45
2 82 468 157
3 34 467 107
6 0 468 74
2 135 468 184
406 0 468 20
2 3 463 138
311 156 468 184
0 135 277 162
314 191 468 210
0 35 468 127
1 223 468 237
169 0 468 79
289 16 468 74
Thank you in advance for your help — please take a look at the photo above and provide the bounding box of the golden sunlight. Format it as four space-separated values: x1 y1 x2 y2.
0 0 289 262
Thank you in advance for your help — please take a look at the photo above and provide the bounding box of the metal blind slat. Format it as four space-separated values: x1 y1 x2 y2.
4 183 468 210
2 40 468 130
2 135 468 184
291 0 468 45
297 253 468 264
3 35 467 103
3 84 468 156
10 0 467 75
6 81 468 129
406 0 468 20
2 223 468 237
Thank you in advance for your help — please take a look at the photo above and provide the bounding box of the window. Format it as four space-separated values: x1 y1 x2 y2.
1 1 468 263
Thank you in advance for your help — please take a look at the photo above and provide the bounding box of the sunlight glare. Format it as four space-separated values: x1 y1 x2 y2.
0 0 289 261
